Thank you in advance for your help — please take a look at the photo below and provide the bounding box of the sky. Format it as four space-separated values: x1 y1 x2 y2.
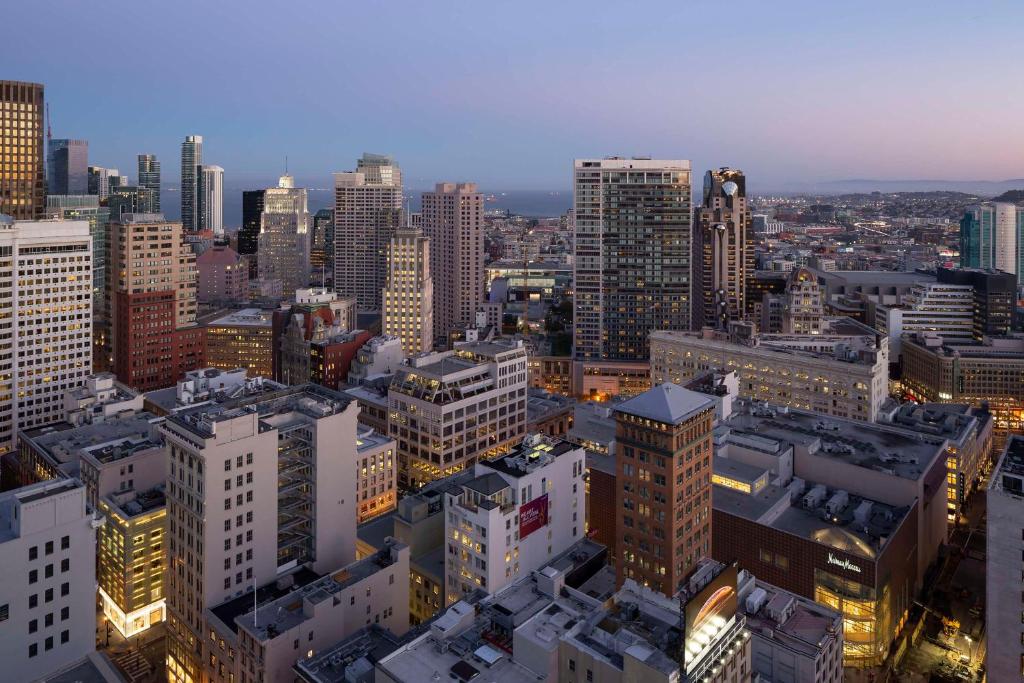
7 0 1024 193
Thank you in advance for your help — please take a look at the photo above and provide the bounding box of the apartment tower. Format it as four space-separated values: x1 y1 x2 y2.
572 158 692 361
136 154 161 212
333 153 403 310
197 164 224 235
421 182 485 342
382 226 434 355
960 202 1023 277
179 135 202 232
0 80 45 219
692 167 754 330
614 383 715 595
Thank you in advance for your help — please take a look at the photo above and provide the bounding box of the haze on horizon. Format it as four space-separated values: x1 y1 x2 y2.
8 0 1023 192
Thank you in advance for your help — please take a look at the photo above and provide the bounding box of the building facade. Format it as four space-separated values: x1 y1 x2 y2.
382 226 433 355
960 201 1023 277
355 428 397 523
333 153 403 310
196 243 248 303
205 309 274 378
421 182 484 342
0 218 92 454
986 436 1024 680
258 174 310 296
573 158 692 361
238 189 265 262
0 80 45 219
137 154 161 212
198 164 224 236
180 135 202 232
46 138 89 196
874 281 975 357
936 267 1018 338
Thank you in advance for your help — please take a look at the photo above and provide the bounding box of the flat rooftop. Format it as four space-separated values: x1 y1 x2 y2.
991 437 1024 498
741 580 840 660
22 415 159 467
208 308 274 328
0 479 84 544
483 435 579 480
713 455 767 486
104 486 165 519
356 428 393 453
569 401 618 449
295 626 407 683
888 402 980 443
721 400 945 481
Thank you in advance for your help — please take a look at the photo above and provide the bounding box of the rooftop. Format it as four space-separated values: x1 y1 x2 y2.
103 486 166 519
885 402 982 444
208 308 273 328
740 578 841 661
294 626 408 683
356 427 393 454
568 401 618 452
614 383 714 425
22 414 160 469
991 437 1024 498
483 434 580 480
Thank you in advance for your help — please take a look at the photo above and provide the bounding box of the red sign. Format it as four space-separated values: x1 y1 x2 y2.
519 494 549 540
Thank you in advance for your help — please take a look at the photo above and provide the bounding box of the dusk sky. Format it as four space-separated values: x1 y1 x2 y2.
9 0 1024 191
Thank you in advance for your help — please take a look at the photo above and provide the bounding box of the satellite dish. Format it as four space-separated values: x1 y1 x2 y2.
722 181 739 197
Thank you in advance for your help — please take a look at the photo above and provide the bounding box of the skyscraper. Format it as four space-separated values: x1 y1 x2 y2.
0 217 92 453
572 158 692 361
87 166 122 200
311 207 333 284
239 189 265 256
179 134 202 232
107 185 157 219
0 80 45 219
333 153 403 310
257 174 309 296
137 153 161 212
108 214 203 391
382 226 433 355
692 167 754 330
421 182 485 342
46 138 89 196
197 164 224 235
960 202 1023 277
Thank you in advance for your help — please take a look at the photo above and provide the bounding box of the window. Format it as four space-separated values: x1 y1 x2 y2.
60 607 69 621
29 594 37 609
60 630 69 644
45 541 53 556
45 613 53 627
569 659 576 672
45 564 53 579
587 670 593 682
29 644 37 658
29 570 37 584
45 636 53 651
60 558 69 573
29 619 37 633
29 546 37 561
61 583 69 597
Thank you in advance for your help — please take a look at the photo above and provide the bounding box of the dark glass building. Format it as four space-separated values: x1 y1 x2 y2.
47 138 89 195
937 267 1018 337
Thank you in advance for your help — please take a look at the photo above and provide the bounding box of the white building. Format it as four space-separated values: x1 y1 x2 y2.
258 174 310 297
356 426 397 523
874 281 974 357
0 479 99 682
986 436 1024 679
199 164 224 236
0 218 92 454
160 384 361 683
347 335 405 385
382 226 433 355
444 434 586 605
63 372 143 426
389 339 528 488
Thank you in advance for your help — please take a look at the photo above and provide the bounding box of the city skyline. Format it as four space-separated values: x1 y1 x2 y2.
6 1 1023 192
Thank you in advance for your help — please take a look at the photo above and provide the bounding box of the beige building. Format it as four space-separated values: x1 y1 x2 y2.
355 427 397 523
382 227 433 355
333 154 403 310
205 308 274 378
421 182 484 342
388 339 528 488
160 385 361 683
257 175 310 297
651 322 889 423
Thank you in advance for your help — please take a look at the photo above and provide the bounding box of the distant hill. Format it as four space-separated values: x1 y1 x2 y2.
768 179 1024 197
992 189 1024 203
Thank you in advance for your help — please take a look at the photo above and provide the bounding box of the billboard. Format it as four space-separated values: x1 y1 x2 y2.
683 563 738 665
519 494 549 540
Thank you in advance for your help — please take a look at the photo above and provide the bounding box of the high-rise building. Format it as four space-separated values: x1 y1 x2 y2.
936 267 1018 337
159 384 361 683
333 153 403 310
238 189 265 257
257 174 309 295
383 226 433 355
107 185 158 219
0 80 45 219
0 218 92 454
179 134 202 232
693 168 754 330
45 194 108 301
389 339 529 488
421 182 484 342
0 479 99 681
46 139 88 196
86 165 121 200
136 153 160 212
874 280 975 357
311 207 333 284
197 164 224 235
986 436 1024 680
572 158 692 361
960 202 1023 276
613 383 715 595
107 214 203 391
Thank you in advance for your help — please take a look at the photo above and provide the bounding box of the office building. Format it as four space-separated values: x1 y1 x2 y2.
936 267 1018 337
902 332 1024 446
107 214 203 391
46 139 88 196
960 201 1023 276
258 174 310 296
136 154 160 212
198 164 224 235
205 309 274 378
693 167 754 330
613 384 715 594
63 372 144 427
87 166 115 200
573 158 692 361
874 281 975 357
347 334 405 385
196 243 248 303
650 319 889 422
382 226 433 355
44 194 109 332
737 572 844 683
0 80 45 219
107 185 158 219
355 427 397 523
333 153 403 311
421 182 484 341
986 436 1024 680
311 207 333 284
388 339 528 488
180 134 202 232
238 188 265 273
0 479 99 682
0 218 92 454
160 384 361 683
444 434 586 604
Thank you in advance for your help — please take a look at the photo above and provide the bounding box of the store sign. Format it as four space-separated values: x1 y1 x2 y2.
827 552 862 573
519 494 549 540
